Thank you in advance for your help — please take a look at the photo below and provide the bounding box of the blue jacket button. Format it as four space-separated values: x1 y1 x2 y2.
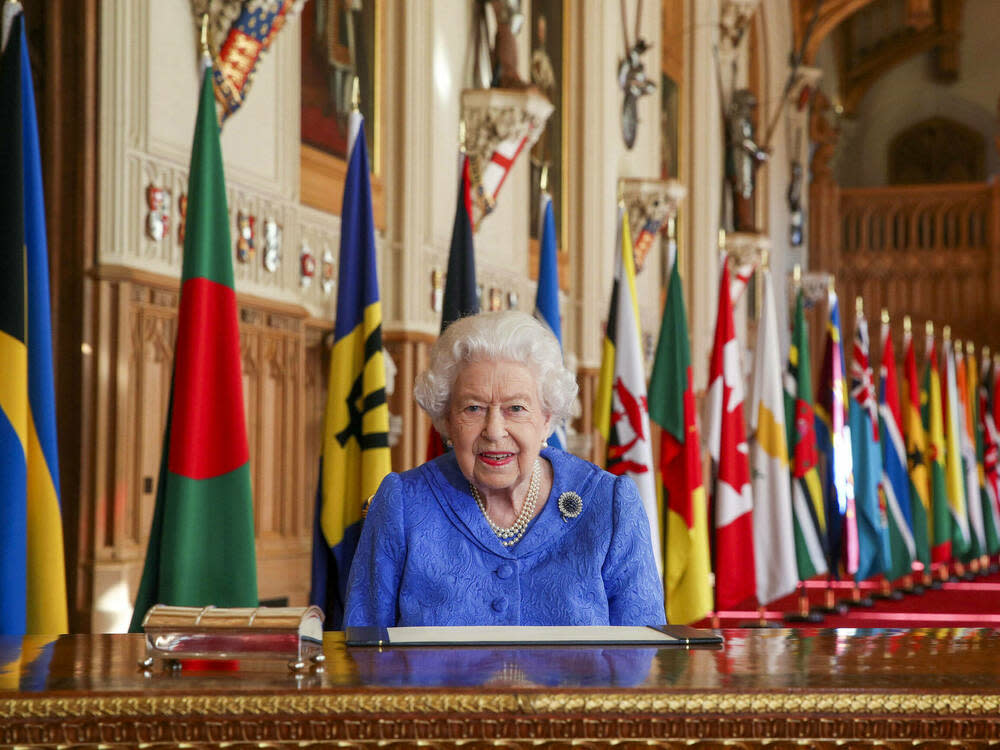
491 598 507 613
496 563 513 579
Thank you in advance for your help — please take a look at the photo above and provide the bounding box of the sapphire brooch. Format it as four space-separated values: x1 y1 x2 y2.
557 491 583 522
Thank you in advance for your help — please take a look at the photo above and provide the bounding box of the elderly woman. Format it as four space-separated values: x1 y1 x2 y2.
343 310 664 627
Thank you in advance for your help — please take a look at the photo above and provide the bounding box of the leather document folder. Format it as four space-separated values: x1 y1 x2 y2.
345 624 723 647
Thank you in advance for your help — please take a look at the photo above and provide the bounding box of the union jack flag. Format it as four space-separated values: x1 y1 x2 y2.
851 307 879 441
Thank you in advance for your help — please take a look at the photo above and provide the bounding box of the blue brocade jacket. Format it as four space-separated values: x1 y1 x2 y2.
343 447 665 627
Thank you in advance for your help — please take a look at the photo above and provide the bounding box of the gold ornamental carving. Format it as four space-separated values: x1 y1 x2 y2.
5 691 1000 720
619 178 687 272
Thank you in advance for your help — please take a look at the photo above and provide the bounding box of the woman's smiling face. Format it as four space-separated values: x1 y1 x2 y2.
445 359 552 501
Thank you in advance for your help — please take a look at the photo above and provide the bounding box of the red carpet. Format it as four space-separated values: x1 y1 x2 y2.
696 563 1000 629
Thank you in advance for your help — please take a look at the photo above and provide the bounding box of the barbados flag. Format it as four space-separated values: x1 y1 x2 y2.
534 188 564 450
309 108 391 629
0 8 69 635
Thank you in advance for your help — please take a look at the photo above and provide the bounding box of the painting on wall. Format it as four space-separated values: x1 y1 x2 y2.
529 0 565 246
300 0 378 169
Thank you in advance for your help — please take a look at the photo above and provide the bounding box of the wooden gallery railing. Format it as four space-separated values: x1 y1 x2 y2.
811 179 1000 353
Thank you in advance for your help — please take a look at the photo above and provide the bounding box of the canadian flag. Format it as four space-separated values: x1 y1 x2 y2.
705 256 756 610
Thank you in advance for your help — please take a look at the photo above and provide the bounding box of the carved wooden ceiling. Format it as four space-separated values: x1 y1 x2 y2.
793 0 965 117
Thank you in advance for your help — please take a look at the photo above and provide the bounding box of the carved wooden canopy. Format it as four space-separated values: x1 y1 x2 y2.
793 0 965 117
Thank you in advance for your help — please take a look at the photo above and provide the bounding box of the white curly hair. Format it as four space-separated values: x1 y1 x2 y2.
414 310 578 438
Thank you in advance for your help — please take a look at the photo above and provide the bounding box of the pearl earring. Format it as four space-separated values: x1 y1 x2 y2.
541 440 549 448
445 438 453 448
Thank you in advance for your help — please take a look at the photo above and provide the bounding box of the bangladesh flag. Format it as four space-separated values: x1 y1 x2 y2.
129 67 257 631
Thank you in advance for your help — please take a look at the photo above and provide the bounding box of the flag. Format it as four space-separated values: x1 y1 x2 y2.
922 332 951 565
784 289 828 581
648 245 711 624
978 354 1000 555
747 268 798 604
309 109 391 629
0 9 68 635
941 335 971 562
129 65 258 631
956 345 985 559
595 207 660 575
814 288 858 577
464 94 552 225
969 346 1000 557
728 259 757 304
902 323 931 568
849 306 890 581
878 317 916 581
534 189 564 450
705 256 755 608
426 153 479 461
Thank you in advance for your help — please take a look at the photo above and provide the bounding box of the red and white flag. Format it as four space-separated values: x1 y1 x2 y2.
705 256 756 609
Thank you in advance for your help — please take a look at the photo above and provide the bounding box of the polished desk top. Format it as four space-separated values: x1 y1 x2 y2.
3 628 1000 746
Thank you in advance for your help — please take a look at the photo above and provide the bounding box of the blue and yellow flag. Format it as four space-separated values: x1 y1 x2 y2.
0 8 68 635
309 110 391 629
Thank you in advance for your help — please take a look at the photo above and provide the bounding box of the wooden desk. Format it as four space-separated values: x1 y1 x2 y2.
2 628 1000 747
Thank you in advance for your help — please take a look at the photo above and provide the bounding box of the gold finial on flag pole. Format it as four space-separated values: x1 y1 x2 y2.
351 75 360 112
855 296 863 316
793 264 801 283
903 315 911 335
718 228 726 253
667 215 676 240
943 324 951 341
458 120 467 153
954 338 963 354
967 340 975 356
827 276 835 293
540 164 549 193
761 249 770 270
881 308 890 325
926 320 934 338
983 345 990 361
200 13 210 56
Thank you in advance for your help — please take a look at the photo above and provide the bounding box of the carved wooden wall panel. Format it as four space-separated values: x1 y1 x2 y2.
81 270 336 628
810 179 1000 364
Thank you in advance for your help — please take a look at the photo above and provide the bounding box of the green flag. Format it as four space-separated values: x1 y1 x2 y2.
784 290 828 580
129 67 257 631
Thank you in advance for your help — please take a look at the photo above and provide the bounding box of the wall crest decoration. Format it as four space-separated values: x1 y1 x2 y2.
145 185 171 242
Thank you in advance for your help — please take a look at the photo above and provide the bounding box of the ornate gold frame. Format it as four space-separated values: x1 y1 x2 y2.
528 0 570 291
299 0 385 231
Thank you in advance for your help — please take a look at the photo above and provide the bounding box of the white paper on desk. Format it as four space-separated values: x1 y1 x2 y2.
384 625 677 645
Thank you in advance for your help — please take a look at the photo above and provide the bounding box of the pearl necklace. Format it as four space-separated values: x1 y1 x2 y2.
470 459 541 547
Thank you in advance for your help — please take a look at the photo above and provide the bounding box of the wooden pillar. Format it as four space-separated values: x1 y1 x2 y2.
31 0 100 633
